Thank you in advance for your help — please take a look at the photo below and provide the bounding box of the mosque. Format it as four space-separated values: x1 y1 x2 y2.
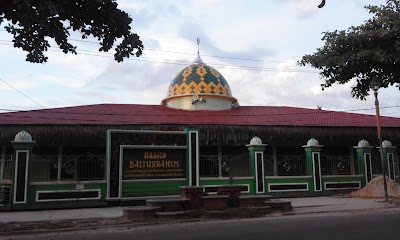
0 51 399 210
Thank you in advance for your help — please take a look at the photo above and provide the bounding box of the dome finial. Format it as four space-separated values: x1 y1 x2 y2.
195 37 204 64
197 37 200 55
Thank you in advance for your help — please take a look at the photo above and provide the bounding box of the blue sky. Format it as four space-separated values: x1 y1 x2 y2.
1 0 399 117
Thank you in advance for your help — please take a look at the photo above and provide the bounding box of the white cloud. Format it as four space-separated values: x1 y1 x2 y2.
0 0 397 118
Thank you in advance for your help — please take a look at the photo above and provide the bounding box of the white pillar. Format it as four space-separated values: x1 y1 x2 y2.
0 146 6 180
57 146 63 181
272 145 278 176
218 145 222 177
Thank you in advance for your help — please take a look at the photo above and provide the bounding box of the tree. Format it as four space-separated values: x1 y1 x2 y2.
0 0 143 63
299 0 400 100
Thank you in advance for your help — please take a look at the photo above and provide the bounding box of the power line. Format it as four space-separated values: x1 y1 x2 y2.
343 105 400 112
2 104 400 118
0 78 47 109
379 92 400 100
0 78 106 138
34 37 287 63
0 32 286 63
0 40 317 74
0 36 397 119
1 72 400 118
1 74 399 124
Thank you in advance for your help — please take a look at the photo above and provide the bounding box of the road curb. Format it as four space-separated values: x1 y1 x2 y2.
2 205 400 237
286 205 400 216
0 218 201 237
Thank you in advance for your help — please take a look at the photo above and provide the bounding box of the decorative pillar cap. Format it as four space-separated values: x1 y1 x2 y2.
250 136 262 145
354 139 373 149
381 140 395 148
14 130 33 142
246 136 267 147
358 139 370 147
302 138 324 148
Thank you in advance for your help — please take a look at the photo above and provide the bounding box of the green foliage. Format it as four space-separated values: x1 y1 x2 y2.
0 0 143 63
299 0 400 100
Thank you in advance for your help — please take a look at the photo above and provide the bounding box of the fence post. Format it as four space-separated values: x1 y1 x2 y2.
354 139 373 187
303 138 323 193
184 128 200 186
0 146 11 209
380 140 397 181
10 130 36 208
246 136 267 194
0 146 6 180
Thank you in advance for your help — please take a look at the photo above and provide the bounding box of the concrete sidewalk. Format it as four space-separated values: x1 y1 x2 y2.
1 196 398 223
283 196 397 215
0 207 123 223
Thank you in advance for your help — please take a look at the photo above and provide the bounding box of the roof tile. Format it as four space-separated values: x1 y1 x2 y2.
0 104 398 127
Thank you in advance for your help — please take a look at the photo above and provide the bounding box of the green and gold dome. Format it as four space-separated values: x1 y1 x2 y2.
162 55 239 110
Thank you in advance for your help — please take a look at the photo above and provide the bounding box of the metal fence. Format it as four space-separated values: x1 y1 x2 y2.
0 155 13 180
277 155 306 176
371 155 400 181
199 155 220 177
264 155 274 176
4 151 387 181
31 154 105 182
265 155 306 176
320 155 352 175
199 152 251 177
371 155 382 175
227 152 252 177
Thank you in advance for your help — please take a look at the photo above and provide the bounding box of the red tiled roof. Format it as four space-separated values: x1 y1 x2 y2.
0 104 399 127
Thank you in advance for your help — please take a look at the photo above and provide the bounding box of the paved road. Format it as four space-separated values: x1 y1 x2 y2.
0 196 391 222
7 210 400 240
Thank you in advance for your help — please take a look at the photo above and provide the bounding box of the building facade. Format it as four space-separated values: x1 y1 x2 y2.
0 55 399 210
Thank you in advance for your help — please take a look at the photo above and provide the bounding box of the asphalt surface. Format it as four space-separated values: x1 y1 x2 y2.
6 209 400 240
1 196 400 237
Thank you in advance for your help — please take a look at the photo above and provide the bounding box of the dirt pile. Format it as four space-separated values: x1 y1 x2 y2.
350 176 400 199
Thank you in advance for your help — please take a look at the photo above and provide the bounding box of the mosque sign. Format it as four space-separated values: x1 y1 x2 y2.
121 147 186 180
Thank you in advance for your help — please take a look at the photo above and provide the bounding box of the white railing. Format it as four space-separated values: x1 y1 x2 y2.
31 154 105 182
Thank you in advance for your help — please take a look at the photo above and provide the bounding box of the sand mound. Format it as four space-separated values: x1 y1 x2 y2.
349 176 400 199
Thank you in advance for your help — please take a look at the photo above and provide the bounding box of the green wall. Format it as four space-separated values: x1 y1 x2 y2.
10 182 107 210
121 180 186 197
